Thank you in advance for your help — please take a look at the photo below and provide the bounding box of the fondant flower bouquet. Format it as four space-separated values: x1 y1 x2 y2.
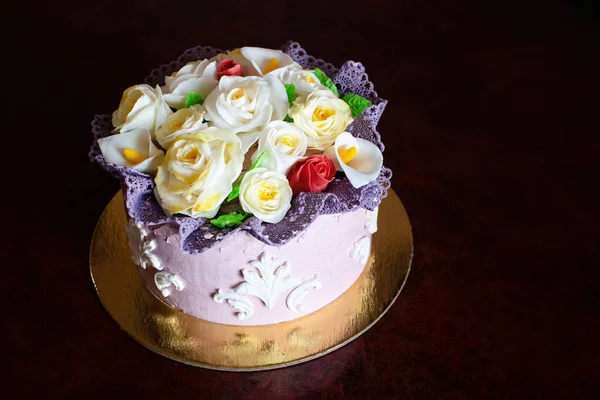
90 42 391 254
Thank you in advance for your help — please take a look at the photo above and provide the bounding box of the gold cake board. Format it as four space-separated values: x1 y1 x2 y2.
89 189 413 371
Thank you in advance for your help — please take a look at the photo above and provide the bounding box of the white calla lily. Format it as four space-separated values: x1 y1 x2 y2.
98 128 164 174
112 84 172 135
239 167 293 224
162 60 219 109
324 132 383 188
251 121 308 175
154 105 208 149
204 75 289 152
240 47 299 76
154 128 244 218
271 65 325 96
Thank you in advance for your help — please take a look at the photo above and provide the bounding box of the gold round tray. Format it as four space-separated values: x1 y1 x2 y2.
90 189 413 371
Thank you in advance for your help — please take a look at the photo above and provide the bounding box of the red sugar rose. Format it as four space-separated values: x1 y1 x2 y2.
217 59 243 78
287 155 336 195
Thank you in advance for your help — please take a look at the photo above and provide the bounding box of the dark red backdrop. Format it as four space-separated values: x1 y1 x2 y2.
6 0 599 398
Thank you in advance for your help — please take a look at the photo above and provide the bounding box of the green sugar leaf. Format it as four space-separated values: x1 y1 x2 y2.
210 212 249 228
313 68 339 97
249 150 268 170
284 83 297 107
185 92 205 108
342 93 372 117
226 151 269 202
226 186 240 202
283 114 294 123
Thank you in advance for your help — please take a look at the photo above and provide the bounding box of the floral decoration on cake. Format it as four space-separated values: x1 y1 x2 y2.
90 42 391 254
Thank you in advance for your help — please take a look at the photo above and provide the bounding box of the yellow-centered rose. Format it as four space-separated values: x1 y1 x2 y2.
154 128 243 218
289 90 353 150
251 121 308 175
239 168 292 224
271 65 325 97
204 75 288 152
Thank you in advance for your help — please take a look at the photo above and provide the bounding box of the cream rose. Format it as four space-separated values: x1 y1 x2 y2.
112 84 172 135
154 105 208 149
154 127 243 218
98 128 164 174
239 168 292 224
251 121 307 175
272 65 325 96
162 60 219 109
288 89 353 150
204 75 288 152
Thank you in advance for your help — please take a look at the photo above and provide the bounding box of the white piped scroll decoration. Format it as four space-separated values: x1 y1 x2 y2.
213 289 255 320
154 272 185 297
351 236 371 265
214 251 302 319
286 274 322 312
125 218 162 270
235 251 302 309
365 207 379 234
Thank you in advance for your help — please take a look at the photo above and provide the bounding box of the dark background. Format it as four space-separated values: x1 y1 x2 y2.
5 0 599 398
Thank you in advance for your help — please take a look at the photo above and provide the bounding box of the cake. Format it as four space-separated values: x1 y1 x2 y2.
90 42 390 326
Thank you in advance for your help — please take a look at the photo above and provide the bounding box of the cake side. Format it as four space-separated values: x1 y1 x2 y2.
133 208 377 326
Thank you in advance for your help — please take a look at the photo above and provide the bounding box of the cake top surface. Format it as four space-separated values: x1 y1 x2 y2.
90 41 391 254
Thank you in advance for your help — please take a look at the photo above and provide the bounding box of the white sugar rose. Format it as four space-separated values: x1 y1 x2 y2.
98 128 164 174
272 65 325 96
288 89 353 151
112 84 172 135
251 121 307 175
162 60 219 109
154 105 208 149
204 75 288 152
154 127 243 218
239 168 292 224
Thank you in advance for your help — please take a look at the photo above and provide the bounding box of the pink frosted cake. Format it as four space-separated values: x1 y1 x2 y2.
90 42 390 326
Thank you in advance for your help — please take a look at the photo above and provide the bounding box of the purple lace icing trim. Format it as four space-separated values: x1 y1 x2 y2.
89 41 391 254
